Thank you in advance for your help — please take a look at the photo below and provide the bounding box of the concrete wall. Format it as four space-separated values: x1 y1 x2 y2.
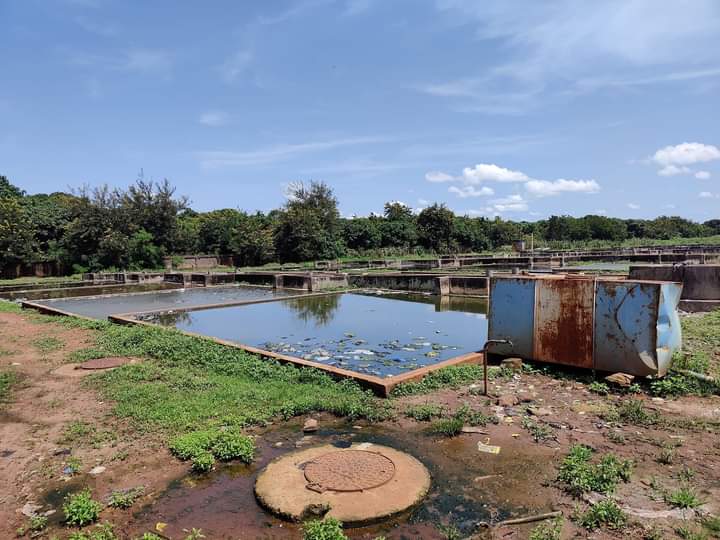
629 264 720 301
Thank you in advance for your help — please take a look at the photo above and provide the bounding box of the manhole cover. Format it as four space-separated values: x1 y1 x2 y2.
79 357 130 370
304 450 395 492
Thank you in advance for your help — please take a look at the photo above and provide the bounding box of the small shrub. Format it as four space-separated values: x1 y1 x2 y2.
429 417 463 437
455 403 494 426
437 524 461 540
169 430 217 460
675 524 709 540
303 517 347 540
66 456 82 475
529 517 563 540
578 500 627 530
404 403 443 421
191 450 215 473
607 430 626 444
665 486 703 509
63 489 102 527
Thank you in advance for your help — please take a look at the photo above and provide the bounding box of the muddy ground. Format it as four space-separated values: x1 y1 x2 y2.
1 309 719 539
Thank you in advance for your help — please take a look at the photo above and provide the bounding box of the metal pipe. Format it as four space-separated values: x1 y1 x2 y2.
481 339 513 395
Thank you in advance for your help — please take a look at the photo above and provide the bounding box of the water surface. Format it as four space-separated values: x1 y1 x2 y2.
35 285 300 319
142 292 488 377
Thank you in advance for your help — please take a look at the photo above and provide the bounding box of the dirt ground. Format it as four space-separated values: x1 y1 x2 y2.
1 309 720 539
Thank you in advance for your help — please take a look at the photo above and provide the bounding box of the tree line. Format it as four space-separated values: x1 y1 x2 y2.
1 174 719 273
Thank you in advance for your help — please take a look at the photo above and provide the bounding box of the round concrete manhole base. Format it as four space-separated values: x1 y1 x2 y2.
254 443 431 526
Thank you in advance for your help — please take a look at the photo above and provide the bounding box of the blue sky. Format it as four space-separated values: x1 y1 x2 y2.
2 0 720 221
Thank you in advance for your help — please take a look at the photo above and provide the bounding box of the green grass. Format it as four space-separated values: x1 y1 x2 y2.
0 275 82 286
602 398 660 426
108 486 144 509
0 300 21 313
0 369 18 404
429 417 464 436
577 500 627 531
169 428 255 473
71 322 391 435
390 364 499 396
303 517 347 540
529 517 563 540
31 336 64 354
665 486 704 509
404 403 444 421
557 445 633 497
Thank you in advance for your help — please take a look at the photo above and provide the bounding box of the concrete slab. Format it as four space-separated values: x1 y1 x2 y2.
254 443 431 526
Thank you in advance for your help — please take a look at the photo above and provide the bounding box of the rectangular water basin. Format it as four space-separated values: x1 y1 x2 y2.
123 291 489 394
27 285 305 320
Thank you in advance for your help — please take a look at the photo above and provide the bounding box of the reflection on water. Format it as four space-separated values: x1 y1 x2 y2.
143 292 488 378
284 294 341 326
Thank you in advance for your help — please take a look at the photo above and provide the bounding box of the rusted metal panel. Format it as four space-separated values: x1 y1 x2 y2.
487 277 535 358
594 280 682 376
533 277 595 368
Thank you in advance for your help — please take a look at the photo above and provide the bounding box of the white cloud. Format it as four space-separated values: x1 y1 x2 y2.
423 1 720 114
594 209 607 215
696 170 712 179
652 142 720 166
699 191 718 199
344 0 373 16
487 194 528 213
197 135 387 167
658 164 692 176
462 163 529 184
199 111 229 127
627 203 640 209
525 178 600 197
425 171 455 182
220 49 253 82
448 185 494 198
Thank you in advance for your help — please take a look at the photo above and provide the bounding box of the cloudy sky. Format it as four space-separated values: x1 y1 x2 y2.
2 0 719 220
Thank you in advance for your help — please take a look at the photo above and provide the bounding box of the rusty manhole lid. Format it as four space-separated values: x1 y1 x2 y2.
79 357 131 370
304 450 396 493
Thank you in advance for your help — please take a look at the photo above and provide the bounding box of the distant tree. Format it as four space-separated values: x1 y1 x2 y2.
197 209 244 254
377 202 418 250
488 218 521 248
342 217 382 252
230 212 276 267
704 219 720 235
174 211 201 253
128 229 163 269
0 196 36 270
0 175 24 199
452 216 490 252
416 203 455 252
274 181 342 262
22 193 76 262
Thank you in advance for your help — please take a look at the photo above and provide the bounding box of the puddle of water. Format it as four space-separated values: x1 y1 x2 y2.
142 292 489 378
34 285 301 320
123 420 555 540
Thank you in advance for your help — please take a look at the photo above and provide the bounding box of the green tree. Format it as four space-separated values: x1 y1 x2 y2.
0 197 36 272
128 229 163 269
452 216 490 252
342 217 382 252
0 175 24 199
416 203 455 252
274 181 342 262
197 209 244 254
230 212 276 267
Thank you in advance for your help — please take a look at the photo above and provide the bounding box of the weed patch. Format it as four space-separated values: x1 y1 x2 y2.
390 364 499 396
31 336 64 354
557 445 633 496
63 488 102 526
108 486 144 509
303 517 347 540
404 403 444 421
169 428 255 473
577 500 627 531
429 417 464 437
0 369 18 404
529 517 563 540
521 416 556 442
665 486 703 509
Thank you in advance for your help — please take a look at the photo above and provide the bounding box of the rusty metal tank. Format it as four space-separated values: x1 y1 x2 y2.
487 274 683 376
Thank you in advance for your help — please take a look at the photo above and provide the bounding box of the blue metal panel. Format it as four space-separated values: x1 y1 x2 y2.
488 277 535 357
594 280 682 376
656 283 683 375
